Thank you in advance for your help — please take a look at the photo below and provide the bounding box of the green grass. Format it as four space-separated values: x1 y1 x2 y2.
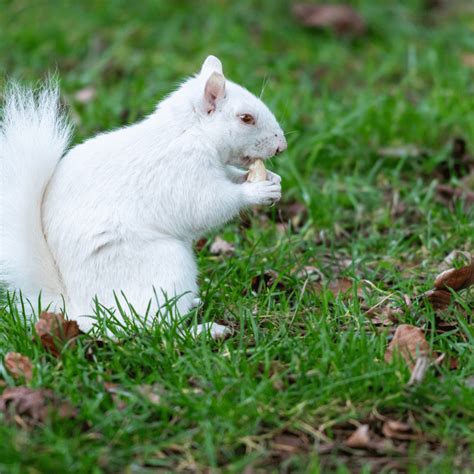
1 0 474 472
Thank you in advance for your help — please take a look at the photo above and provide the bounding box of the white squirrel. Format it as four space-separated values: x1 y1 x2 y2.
0 55 286 336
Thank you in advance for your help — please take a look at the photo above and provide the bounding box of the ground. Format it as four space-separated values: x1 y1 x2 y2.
0 0 473 472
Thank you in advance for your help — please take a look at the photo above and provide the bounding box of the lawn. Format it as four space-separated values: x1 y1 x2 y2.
1 0 473 472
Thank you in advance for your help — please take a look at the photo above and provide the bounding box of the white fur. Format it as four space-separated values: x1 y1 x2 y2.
0 83 71 309
1 56 286 334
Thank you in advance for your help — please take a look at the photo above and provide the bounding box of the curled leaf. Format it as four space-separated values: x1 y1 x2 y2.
382 419 422 441
422 288 452 311
34 312 82 357
434 262 474 291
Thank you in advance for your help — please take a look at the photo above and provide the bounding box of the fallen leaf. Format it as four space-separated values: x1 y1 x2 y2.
34 312 82 357
4 352 33 382
448 356 459 370
384 324 430 369
434 262 474 291
277 202 308 230
315 277 364 298
74 86 96 104
250 269 284 292
328 278 354 296
436 137 474 182
345 424 371 449
422 288 452 311
271 431 309 454
209 236 235 256
436 184 474 207
365 305 402 327
382 419 422 441
195 237 208 251
293 4 366 35
0 387 77 427
461 53 474 68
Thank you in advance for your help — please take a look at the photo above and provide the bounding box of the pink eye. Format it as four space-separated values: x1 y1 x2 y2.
239 113 256 125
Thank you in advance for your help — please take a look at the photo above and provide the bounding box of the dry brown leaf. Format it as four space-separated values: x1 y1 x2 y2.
34 312 82 357
209 236 235 256
382 419 422 441
422 288 452 311
4 352 33 382
436 184 474 206
195 237 208 251
250 269 284 292
272 432 309 454
420 261 474 312
384 324 430 369
277 202 308 230
434 137 474 186
365 304 403 324
434 262 474 291
345 424 371 449
328 278 353 295
461 53 474 68
315 278 364 298
293 4 366 35
0 387 77 427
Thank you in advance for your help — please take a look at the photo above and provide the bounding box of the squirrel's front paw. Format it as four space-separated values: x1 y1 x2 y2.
266 170 282 184
242 180 281 206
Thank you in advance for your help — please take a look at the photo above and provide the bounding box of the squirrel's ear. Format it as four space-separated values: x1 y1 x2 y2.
204 71 225 114
200 55 223 75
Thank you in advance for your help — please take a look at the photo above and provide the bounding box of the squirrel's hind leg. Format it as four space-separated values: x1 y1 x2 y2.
60 237 199 334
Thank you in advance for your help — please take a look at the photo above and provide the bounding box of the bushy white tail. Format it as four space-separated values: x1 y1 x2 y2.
0 83 72 309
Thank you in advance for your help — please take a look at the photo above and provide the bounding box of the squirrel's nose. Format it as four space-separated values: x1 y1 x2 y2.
275 135 287 155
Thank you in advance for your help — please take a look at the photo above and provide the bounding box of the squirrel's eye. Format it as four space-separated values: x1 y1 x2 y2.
239 113 256 125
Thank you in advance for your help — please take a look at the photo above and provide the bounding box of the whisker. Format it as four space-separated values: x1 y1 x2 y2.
259 75 269 99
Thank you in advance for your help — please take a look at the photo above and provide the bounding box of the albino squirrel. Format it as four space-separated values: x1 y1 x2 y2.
0 55 286 336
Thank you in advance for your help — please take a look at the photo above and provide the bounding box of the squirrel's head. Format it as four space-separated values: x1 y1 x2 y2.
177 55 287 167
